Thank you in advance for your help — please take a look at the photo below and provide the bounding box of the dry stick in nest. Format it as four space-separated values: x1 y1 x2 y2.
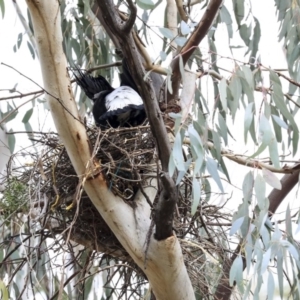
6 132 232 296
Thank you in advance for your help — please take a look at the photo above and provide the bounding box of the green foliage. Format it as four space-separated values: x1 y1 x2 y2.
0 177 28 222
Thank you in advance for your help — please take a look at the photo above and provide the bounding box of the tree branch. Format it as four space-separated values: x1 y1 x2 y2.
175 0 188 22
95 0 176 236
122 0 137 33
166 0 178 54
268 166 300 215
169 0 222 100
181 139 300 174
86 1 194 298
154 172 177 240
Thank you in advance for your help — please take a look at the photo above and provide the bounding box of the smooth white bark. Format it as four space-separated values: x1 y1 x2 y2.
166 0 178 54
180 70 197 121
25 1 195 299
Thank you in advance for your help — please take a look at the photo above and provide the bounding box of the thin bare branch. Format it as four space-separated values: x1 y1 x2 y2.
0 90 43 101
1 63 82 123
0 95 39 125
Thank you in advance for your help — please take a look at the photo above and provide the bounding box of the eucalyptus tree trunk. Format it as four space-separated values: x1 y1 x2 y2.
25 0 195 299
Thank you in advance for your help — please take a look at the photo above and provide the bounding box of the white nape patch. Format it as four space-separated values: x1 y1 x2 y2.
105 86 143 111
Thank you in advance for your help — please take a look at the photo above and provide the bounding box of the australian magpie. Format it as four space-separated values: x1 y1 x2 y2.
73 61 146 129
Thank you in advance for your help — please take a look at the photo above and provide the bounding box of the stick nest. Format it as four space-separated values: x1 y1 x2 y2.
2 125 232 298
12 126 156 261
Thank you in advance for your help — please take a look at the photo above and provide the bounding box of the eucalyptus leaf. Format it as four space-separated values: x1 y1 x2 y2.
270 106 282 142
8 129 15 154
218 78 228 113
243 279 252 300
17 32 23 49
180 21 190 35
27 41 35 59
159 27 174 39
268 136 280 169
241 65 254 89
242 171 254 203
285 204 293 238
267 271 275 300
277 252 284 299
206 157 224 193
218 113 228 145
159 50 167 61
229 75 242 118
232 0 244 26
191 177 201 215
212 130 221 162
271 114 288 129
188 125 204 173
168 152 176 177
254 174 266 209
287 242 299 260
0 0 4 19
229 255 243 288
25 122 34 140
244 102 254 143
175 37 187 46
230 216 245 236
176 158 192 185
136 0 156 10
261 248 271 275
262 168 281 190
22 108 34 123
270 71 299 155
172 132 185 171
249 17 261 60
220 4 233 38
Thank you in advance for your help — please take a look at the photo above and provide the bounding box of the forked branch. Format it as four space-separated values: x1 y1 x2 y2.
95 0 177 240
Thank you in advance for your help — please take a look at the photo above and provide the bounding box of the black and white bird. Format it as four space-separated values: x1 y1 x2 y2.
73 61 146 129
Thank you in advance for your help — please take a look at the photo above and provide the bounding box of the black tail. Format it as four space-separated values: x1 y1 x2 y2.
72 67 113 100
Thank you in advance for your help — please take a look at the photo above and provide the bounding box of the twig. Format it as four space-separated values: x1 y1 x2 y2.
0 95 39 125
1 63 82 124
0 91 44 101
183 138 300 174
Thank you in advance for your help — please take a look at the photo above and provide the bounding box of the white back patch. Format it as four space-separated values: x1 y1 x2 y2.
105 86 143 111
